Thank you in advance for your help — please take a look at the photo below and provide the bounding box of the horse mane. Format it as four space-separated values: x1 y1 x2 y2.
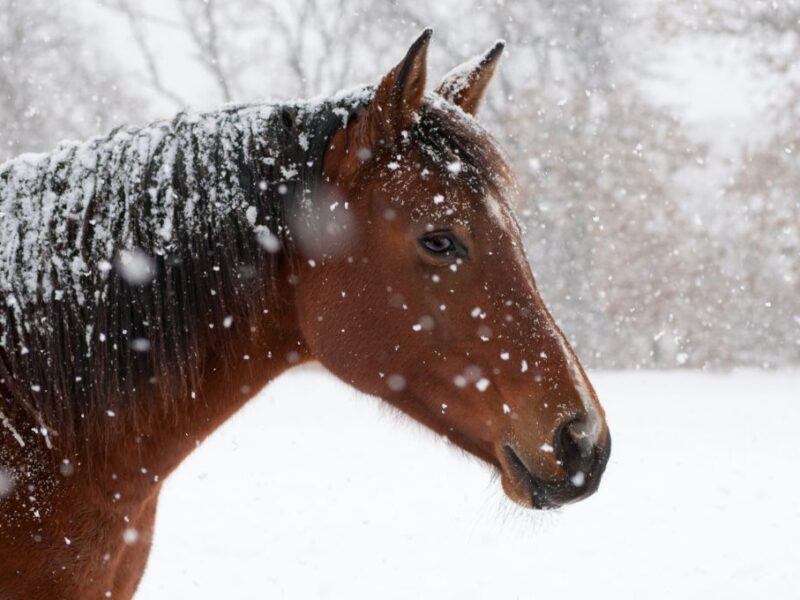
0 88 510 450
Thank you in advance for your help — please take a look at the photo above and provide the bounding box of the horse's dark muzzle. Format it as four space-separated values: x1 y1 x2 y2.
503 428 611 509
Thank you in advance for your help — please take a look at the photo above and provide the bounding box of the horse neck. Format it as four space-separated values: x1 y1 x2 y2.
85 265 308 495
0 274 309 597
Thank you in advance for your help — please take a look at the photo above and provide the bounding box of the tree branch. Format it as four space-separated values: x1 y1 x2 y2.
97 0 188 107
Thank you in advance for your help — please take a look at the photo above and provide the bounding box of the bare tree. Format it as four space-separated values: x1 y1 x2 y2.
99 0 378 107
659 0 800 367
0 0 137 161
2 0 793 368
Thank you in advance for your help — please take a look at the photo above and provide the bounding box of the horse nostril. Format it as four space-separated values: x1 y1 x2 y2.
500 423 611 508
556 419 596 485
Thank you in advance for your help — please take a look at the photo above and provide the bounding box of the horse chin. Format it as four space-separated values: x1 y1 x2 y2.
499 472 560 510
500 473 536 508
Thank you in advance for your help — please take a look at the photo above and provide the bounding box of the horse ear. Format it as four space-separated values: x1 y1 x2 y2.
435 40 505 116
366 27 432 139
334 29 432 180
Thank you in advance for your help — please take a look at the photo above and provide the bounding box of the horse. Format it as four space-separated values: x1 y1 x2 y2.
0 29 610 599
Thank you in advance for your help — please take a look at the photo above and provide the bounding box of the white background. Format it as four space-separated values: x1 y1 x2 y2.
138 366 800 599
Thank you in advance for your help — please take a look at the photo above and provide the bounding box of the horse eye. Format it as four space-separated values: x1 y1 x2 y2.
419 233 459 257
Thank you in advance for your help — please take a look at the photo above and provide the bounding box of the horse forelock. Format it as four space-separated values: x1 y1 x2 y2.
413 96 515 195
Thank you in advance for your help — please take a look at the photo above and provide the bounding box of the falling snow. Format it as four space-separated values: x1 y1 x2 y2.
0 466 14 498
0 4 797 598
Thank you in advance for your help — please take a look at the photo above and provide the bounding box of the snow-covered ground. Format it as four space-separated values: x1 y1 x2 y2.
136 367 799 599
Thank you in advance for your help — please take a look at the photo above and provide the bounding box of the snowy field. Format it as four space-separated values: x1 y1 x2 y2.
137 366 799 599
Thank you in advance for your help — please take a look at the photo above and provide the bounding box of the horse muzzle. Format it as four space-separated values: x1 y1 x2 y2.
499 421 611 509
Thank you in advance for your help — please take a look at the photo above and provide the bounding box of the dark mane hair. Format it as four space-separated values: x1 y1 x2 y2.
0 89 510 449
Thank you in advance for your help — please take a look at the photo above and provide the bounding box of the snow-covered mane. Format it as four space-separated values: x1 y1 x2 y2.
0 88 371 441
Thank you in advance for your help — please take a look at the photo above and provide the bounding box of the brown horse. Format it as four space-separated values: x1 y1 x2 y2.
0 30 610 598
